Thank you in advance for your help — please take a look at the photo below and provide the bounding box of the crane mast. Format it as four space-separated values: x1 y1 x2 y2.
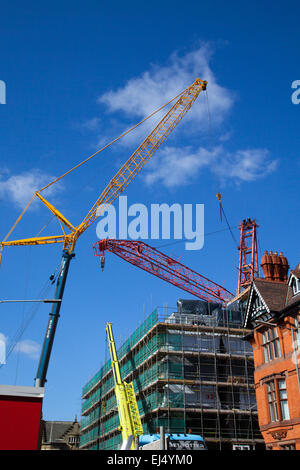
106 322 143 450
34 250 75 387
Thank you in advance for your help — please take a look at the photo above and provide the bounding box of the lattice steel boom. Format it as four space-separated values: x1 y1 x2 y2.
237 218 259 294
94 239 234 303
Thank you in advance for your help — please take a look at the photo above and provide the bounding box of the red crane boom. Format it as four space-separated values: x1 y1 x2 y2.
93 239 234 304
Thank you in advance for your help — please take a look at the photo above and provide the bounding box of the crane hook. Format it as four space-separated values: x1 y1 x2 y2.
100 255 105 271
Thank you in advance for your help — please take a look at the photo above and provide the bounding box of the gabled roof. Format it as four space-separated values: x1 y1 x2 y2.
285 262 300 308
253 279 288 312
292 269 300 279
287 262 300 282
243 259 300 328
43 421 75 444
243 279 288 328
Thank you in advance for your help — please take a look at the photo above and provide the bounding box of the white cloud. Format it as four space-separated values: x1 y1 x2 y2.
76 117 101 132
219 131 233 142
0 332 7 342
14 339 40 360
144 145 278 188
0 169 63 209
214 148 278 184
144 146 215 188
97 44 234 147
99 44 233 121
92 44 277 189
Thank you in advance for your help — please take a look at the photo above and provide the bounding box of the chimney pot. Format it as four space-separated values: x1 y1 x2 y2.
279 252 289 282
261 250 273 280
271 252 281 281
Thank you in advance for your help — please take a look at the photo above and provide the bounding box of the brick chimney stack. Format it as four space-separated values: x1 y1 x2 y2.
261 251 272 280
272 251 281 281
279 252 289 282
261 251 289 282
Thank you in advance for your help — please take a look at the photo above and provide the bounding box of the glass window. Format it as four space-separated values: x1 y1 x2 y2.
292 278 300 296
280 443 296 450
68 436 80 444
267 381 278 422
267 379 290 423
295 315 300 349
278 379 290 421
262 328 281 363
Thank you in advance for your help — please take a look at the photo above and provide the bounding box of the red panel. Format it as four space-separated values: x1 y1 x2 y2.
0 395 43 450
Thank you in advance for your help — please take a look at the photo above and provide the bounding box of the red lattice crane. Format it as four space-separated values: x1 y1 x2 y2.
237 218 259 294
93 239 234 304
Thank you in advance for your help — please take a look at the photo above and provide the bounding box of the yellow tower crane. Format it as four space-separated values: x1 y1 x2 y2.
106 322 143 450
0 78 207 388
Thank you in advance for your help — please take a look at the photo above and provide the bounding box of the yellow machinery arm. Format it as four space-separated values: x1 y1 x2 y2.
75 78 207 240
0 78 207 255
106 322 143 450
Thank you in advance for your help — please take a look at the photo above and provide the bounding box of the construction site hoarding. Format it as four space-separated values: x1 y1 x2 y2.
0 385 44 450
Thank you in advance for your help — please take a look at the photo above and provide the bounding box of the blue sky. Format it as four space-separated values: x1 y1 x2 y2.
0 1 299 420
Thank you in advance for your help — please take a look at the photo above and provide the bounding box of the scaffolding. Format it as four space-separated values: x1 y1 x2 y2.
80 301 264 450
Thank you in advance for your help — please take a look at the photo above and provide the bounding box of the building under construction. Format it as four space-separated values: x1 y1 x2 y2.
80 299 264 450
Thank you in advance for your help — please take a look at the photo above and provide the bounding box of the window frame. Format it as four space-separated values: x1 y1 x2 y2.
262 328 282 363
278 378 290 421
267 381 278 422
294 314 300 349
291 277 300 296
68 436 80 445
266 377 290 423
280 443 296 450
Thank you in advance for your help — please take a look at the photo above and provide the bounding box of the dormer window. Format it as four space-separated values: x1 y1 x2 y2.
291 277 300 296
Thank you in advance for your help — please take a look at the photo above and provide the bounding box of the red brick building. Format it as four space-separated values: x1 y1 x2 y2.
243 255 300 450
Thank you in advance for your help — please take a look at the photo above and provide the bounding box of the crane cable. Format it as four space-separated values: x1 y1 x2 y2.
218 203 239 247
0 278 52 369
40 85 194 192
0 260 61 369
204 89 238 247
14 245 32 384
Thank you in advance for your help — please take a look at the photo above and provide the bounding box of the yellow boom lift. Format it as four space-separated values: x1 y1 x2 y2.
106 322 143 450
0 78 207 388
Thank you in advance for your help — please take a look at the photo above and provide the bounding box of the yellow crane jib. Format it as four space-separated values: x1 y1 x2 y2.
0 78 207 258
105 322 143 450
